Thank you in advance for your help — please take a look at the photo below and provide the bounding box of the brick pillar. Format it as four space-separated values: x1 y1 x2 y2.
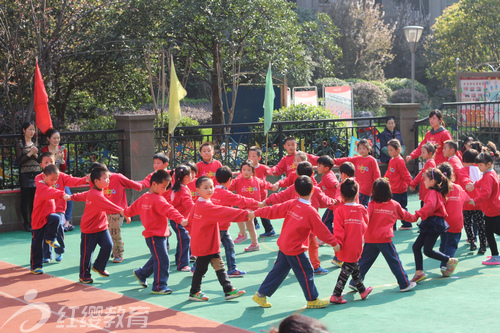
115 114 156 205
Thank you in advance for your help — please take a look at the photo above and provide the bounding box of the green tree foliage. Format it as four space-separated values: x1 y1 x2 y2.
326 0 396 80
425 0 500 87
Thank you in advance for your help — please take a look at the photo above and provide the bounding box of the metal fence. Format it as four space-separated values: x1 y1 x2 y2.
0 130 125 190
155 116 389 169
413 100 500 173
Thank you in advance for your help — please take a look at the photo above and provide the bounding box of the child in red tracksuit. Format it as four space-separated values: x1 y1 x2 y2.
87 162 143 264
36 152 89 263
384 139 413 230
442 140 471 188
269 136 318 177
317 155 339 234
196 142 223 184
70 166 129 284
186 176 253 302
30 165 70 275
124 170 187 294
334 139 381 207
263 162 337 275
248 146 274 237
140 153 170 189
350 178 416 292
330 179 371 304
272 152 317 190
466 148 500 265
409 143 436 207
230 160 272 251
212 166 260 277
437 163 470 273
252 175 338 309
184 161 199 201
460 149 486 253
165 165 195 272
410 167 459 283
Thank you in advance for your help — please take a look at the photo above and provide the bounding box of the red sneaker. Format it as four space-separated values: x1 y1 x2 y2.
330 295 347 304
359 286 373 300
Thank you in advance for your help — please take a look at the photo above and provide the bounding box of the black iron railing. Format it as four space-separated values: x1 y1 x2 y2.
155 117 389 169
0 130 125 190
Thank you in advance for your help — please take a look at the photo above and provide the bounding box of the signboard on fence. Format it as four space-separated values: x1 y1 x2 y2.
458 73 500 125
324 85 353 119
293 87 318 106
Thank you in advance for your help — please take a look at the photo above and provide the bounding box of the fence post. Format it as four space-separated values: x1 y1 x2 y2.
115 114 156 203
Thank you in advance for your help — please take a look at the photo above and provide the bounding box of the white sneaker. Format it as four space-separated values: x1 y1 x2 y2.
400 281 417 292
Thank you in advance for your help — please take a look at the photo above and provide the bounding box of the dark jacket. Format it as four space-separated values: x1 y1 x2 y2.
378 127 404 163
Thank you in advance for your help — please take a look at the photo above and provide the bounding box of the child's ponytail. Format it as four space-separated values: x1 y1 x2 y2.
485 141 500 160
425 167 451 197
172 165 191 192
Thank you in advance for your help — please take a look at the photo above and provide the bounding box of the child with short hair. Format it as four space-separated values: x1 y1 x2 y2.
70 166 130 284
230 160 272 251
461 149 486 253
466 147 500 265
252 176 339 309
437 163 470 274
124 170 187 294
350 178 416 292
212 166 260 277
140 153 170 189
30 164 70 274
90 162 143 263
334 139 381 207
263 161 336 275
248 146 275 237
186 176 253 302
167 165 195 271
36 152 88 263
409 143 436 207
269 136 318 177
196 142 223 184
184 161 199 201
330 179 371 304
317 155 339 234
442 140 470 188
384 139 413 230
410 168 458 282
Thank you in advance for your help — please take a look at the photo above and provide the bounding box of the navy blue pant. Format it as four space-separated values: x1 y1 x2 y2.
393 192 412 228
43 212 65 260
359 193 371 208
135 236 170 292
412 232 449 271
220 230 237 271
439 232 461 268
259 218 274 233
64 187 73 222
354 242 411 289
259 251 318 301
169 220 190 270
80 229 112 279
30 213 62 270
322 209 334 234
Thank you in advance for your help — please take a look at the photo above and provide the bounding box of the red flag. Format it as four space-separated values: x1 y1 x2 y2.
34 61 52 134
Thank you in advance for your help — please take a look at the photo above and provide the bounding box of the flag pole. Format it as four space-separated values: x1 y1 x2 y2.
265 133 269 165
35 57 39 145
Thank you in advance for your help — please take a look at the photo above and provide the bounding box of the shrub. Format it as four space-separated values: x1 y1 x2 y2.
385 77 428 97
352 82 387 116
369 80 392 100
430 88 456 109
156 114 202 136
79 115 117 131
389 89 428 104
271 104 336 122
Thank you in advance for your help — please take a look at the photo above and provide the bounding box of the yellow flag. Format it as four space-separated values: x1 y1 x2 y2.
169 58 187 134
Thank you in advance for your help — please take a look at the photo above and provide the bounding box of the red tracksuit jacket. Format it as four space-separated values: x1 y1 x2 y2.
335 155 381 196
333 203 368 262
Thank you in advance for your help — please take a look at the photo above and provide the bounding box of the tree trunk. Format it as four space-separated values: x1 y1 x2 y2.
211 41 224 137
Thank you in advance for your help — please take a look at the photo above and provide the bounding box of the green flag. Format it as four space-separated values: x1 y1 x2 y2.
263 63 275 135
169 58 187 134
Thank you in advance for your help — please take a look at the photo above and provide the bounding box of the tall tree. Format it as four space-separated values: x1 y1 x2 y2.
425 0 500 87
326 0 395 80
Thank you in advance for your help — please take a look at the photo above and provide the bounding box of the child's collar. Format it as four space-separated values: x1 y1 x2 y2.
298 198 311 205
344 202 357 206
216 185 227 190
484 168 494 175
198 197 209 202
201 159 213 164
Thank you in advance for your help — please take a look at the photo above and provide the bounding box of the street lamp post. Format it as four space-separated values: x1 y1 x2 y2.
403 26 424 103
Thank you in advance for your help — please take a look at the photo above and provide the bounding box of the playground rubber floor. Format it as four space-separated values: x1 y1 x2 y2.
1 193 500 332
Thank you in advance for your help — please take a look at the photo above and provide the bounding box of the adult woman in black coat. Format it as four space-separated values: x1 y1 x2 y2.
378 117 405 163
